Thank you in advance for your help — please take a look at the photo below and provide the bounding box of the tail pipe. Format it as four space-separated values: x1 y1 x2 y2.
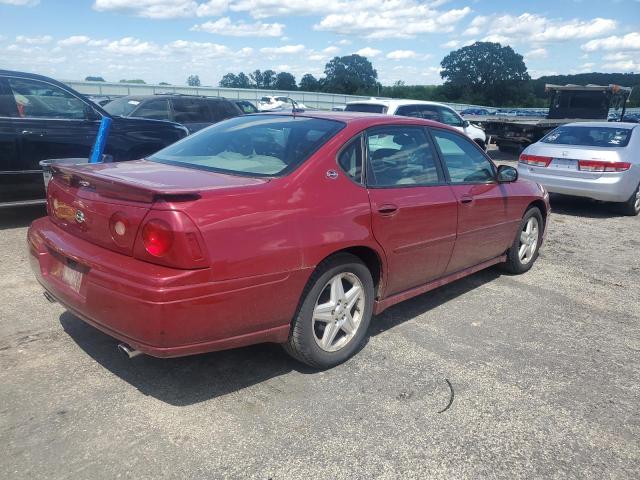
117 343 143 359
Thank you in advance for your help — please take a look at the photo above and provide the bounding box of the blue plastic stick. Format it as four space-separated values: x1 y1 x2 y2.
89 117 112 163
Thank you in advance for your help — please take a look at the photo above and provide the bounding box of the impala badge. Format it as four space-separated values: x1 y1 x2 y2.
75 210 86 224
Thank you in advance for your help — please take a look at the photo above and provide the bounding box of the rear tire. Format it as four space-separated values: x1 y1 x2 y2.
284 253 374 369
618 183 640 216
501 207 544 274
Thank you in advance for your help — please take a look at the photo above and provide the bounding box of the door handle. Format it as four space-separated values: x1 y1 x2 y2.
460 195 474 204
377 204 399 216
21 129 47 136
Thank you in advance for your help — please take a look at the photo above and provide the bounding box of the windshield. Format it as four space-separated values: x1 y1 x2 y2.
103 97 140 116
541 126 632 147
149 115 345 177
345 103 388 114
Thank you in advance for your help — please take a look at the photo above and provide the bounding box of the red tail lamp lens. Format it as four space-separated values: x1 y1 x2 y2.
519 154 552 167
578 160 631 172
142 219 174 257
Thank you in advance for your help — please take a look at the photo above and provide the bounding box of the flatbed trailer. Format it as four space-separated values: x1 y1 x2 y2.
470 84 633 152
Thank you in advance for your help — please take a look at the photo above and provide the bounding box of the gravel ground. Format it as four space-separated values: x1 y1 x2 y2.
1 152 639 479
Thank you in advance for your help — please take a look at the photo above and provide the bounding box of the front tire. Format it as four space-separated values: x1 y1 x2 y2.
501 207 544 274
284 253 374 368
618 182 640 216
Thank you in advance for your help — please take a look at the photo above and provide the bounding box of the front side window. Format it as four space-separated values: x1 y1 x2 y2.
132 99 170 120
150 115 345 177
366 126 442 187
7 77 88 119
432 129 495 183
171 98 212 123
337 136 363 184
439 107 464 127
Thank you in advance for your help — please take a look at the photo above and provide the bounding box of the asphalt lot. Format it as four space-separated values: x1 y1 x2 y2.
1 151 639 479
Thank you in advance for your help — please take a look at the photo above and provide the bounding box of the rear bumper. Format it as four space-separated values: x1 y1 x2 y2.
519 165 639 202
28 217 304 357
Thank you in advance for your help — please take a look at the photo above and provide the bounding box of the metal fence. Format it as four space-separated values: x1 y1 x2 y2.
63 80 639 115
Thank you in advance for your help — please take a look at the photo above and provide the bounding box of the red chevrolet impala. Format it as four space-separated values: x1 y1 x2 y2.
28 112 549 368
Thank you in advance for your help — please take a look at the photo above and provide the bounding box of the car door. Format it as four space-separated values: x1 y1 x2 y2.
0 77 25 203
365 125 458 296
5 75 100 200
430 127 514 274
170 97 212 133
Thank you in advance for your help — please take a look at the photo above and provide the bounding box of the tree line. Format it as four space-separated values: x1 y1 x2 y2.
85 42 639 107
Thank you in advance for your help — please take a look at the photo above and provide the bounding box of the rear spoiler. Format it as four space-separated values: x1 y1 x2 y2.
51 164 201 203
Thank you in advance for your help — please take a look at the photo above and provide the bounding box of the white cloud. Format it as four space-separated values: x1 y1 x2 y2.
104 37 160 55
93 0 228 19
0 0 39 5
191 17 284 37
313 3 471 39
355 47 381 58
15 35 52 44
525 47 548 59
323 46 340 55
260 44 305 55
462 13 617 45
386 50 417 59
57 35 91 47
582 32 640 52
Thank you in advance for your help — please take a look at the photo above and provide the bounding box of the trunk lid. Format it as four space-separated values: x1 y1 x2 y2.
47 160 267 255
524 144 624 178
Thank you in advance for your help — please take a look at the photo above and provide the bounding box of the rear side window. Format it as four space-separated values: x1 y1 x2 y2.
432 129 495 183
337 136 363 184
541 126 632 147
209 100 240 122
345 103 388 114
366 126 442 187
171 98 212 123
0 81 18 117
6 77 88 119
132 98 170 120
103 97 140 116
395 105 439 122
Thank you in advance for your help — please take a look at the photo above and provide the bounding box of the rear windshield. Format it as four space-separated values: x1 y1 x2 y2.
345 103 388 114
103 97 140 116
149 115 345 177
541 126 632 147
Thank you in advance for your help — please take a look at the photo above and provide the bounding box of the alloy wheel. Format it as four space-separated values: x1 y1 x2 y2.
519 217 539 265
312 272 365 352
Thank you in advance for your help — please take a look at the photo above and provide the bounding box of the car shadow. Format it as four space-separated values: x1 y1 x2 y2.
0 205 46 230
549 194 625 219
59 268 501 406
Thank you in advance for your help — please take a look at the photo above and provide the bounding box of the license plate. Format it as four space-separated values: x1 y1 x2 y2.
51 260 84 294
552 158 577 170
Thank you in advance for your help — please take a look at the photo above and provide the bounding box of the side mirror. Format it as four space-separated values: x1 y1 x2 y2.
497 164 518 183
462 120 470 128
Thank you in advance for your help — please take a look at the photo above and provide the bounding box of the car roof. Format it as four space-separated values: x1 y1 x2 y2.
118 94 227 101
255 111 460 131
562 121 637 129
345 98 455 109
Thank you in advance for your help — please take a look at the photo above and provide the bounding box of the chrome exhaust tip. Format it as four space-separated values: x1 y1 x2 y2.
43 291 57 303
117 343 142 359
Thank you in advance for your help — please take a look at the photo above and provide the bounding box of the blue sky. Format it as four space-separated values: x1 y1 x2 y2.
1 0 639 86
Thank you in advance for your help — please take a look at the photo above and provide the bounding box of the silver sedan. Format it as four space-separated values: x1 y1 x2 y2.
518 122 640 215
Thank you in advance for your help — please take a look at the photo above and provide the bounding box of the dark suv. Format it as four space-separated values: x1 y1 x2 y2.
103 94 243 133
0 70 188 207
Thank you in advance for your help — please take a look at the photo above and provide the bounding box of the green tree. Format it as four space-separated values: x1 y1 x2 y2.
274 72 297 90
250 70 263 88
440 41 530 105
187 75 201 87
299 73 320 92
235 72 252 89
323 54 378 94
262 69 276 88
220 73 238 88
119 79 146 84
159 82 171 85
85 76 105 82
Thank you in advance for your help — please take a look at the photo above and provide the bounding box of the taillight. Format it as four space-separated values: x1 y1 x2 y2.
578 160 631 172
134 210 208 269
142 219 174 257
519 154 552 167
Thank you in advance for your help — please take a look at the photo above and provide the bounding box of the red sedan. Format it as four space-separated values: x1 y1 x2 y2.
28 112 550 368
